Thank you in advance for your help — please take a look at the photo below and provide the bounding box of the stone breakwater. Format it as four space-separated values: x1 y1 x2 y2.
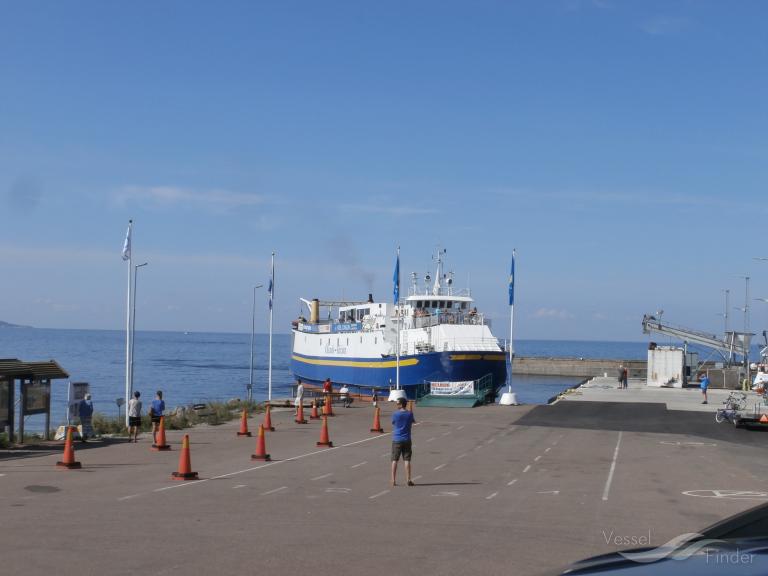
512 357 647 378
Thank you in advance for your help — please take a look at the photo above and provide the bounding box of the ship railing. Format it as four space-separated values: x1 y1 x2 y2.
400 337 501 355
411 312 486 329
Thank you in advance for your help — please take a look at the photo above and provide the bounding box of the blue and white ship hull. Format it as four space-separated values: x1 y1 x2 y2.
291 349 507 398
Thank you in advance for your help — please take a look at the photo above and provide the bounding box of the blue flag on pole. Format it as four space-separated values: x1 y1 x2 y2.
393 250 400 304
268 258 274 310
508 252 515 306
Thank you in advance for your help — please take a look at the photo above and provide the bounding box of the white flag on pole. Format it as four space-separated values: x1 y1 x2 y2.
122 221 132 261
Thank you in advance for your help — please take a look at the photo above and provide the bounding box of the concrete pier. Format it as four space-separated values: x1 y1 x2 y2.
513 356 647 378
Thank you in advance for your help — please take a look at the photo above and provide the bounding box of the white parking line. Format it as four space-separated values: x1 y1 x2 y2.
602 431 623 502
457 425 465 431
413 475 423 481
544 447 551 453
369 490 389 500
442 431 451 436
523 465 531 473
486 438 495 444
427 437 436 443
311 473 333 481
473 445 483 451
118 494 140 501
507 478 518 486
261 486 288 496
534 456 541 462
434 463 447 471
486 491 498 500
351 461 368 469
232 484 247 489
456 453 467 460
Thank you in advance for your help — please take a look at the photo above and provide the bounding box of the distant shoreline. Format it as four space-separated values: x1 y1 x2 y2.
0 320 32 329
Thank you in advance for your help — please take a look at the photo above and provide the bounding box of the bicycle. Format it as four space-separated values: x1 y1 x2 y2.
715 391 747 425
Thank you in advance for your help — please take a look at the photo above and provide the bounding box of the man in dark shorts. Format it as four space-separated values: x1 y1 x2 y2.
391 397 416 486
150 390 165 444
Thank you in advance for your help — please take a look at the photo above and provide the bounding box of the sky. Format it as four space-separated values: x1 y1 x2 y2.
1 0 767 341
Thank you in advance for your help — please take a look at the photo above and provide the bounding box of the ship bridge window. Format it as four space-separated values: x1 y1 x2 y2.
416 301 423 308
431 301 437 308
461 302 467 310
439 300 446 308
447 301 453 309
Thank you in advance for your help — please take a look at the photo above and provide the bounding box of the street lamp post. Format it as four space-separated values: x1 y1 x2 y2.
249 284 264 403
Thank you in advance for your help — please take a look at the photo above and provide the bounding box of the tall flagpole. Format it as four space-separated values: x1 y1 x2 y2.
249 285 256 404
268 252 275 402
122 220 133 426
508 249 516 392
395 247 401 390
500 250 517 406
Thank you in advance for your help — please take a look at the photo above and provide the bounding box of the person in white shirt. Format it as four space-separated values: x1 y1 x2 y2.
294 380 304 416
127 390 142 443
339 384 352 408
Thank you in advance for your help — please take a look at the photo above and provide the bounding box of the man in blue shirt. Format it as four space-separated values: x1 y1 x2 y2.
700 373 709 404
150 390 166 444
78 393 94 442
391 397 416 486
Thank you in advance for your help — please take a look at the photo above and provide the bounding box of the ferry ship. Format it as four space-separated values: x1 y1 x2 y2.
290 250 507 399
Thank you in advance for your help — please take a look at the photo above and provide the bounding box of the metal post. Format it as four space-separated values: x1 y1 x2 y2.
130 262 148 397
249 284 263 403
123 220 133 427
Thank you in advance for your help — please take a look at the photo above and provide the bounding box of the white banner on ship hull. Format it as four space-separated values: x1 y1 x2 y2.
430 381 475 396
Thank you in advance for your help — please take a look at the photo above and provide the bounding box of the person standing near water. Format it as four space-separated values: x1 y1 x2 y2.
391 397 416 486
78 393 94 442
127 391 142 443
150 390 165 444
295 380 304 417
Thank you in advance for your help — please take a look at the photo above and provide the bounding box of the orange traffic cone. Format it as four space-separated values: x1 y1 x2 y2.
316 415 333 447
251 424 271 461
370 406 384 433
263 403 275 431
171 434 199 480
324 394 335 417
295 402 307 424
56 426 82 469
760 414 768 423
152 416 171 451
237 407 251 437
309 400 320 420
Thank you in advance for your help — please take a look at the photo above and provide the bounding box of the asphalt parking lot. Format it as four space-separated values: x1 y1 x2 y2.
2 401 768 575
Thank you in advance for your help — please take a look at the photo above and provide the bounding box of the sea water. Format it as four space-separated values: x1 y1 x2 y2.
1 328 653 430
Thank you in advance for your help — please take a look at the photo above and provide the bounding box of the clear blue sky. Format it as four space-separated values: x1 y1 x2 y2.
1 1 767 341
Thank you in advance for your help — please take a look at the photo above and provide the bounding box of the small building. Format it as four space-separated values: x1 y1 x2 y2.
0 358 69 443
646 347 698 388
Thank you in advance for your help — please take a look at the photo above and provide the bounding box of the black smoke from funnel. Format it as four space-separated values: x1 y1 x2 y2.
326 234 376 293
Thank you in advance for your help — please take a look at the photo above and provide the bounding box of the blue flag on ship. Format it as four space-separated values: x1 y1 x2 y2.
508 252 515 306
268 277 273 309
393 251 400 304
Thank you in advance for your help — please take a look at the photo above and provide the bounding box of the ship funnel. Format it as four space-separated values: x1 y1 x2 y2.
367 293 374 303
310 299 320 323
